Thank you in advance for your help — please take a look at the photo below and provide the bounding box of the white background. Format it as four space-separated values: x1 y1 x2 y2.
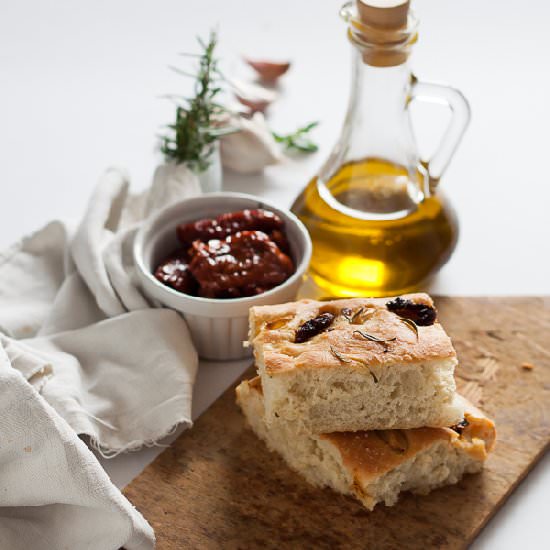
1 1 549 548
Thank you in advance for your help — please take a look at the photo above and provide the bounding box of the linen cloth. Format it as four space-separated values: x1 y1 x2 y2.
0 164 201 549
0 346 154 550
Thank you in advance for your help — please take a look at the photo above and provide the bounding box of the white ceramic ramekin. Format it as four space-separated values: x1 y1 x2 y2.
133 192 312 360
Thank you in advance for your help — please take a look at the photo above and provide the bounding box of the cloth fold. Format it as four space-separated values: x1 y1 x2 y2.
0 164 201 549
2 309 196 454
0 345 154 550
0 166 199 451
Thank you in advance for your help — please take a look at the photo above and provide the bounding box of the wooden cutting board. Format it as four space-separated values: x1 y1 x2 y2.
124 297 550 549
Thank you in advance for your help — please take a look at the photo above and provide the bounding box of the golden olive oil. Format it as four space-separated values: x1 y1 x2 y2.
291 158 458 298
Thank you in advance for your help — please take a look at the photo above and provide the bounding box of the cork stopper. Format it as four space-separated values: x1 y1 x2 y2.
357 1 410 31
340 0 418 67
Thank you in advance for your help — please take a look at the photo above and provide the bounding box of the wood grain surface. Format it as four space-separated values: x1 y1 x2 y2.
124 297 550 549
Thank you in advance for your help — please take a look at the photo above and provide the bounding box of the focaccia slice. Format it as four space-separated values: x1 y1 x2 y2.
249 293 463 432
236 377 495 511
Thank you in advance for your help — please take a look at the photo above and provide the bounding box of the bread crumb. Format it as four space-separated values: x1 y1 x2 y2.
23 446 32 452
521 362 535 371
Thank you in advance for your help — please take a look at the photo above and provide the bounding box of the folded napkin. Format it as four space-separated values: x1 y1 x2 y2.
0 165 201 548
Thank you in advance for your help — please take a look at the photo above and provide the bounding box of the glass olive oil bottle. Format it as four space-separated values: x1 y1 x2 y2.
292 0 470 297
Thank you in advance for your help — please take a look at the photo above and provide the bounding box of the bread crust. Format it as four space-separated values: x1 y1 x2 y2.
250 293 456 376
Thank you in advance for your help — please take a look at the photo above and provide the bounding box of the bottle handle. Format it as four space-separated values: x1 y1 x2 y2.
409 76 471 193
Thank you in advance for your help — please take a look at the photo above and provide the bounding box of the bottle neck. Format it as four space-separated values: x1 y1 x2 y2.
344 48 414 163
317 45 424 220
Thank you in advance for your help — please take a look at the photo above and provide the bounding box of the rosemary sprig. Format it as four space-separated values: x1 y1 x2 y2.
351 308 365 323
160 31 228 172
399 317 419 340
330 346 352 363
272 121 319 153
353 329 396 354
343 307 365 324
330 346 378 383
353 330 396 345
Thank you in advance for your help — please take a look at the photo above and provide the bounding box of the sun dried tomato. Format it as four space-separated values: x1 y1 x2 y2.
155 209 294 298
269 229 291 254
295 312 335 343
188 230 294 298
386 297 437 326
154 251 198 295
177 209 284 246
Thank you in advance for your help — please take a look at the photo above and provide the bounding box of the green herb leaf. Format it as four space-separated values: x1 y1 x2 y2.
272 121 319 154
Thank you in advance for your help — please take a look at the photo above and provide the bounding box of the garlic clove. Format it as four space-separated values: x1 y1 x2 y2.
219 112 283 174
245 58 291 83
228 78 278 113
234 95 270 113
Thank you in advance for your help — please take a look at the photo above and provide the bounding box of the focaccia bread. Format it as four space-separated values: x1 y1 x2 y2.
249 293 463 433
236 377 496 511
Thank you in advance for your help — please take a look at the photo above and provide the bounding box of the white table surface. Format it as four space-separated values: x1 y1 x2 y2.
1 0 549 548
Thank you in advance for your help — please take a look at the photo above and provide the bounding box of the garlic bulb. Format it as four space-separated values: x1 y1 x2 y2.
220 112 282 174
